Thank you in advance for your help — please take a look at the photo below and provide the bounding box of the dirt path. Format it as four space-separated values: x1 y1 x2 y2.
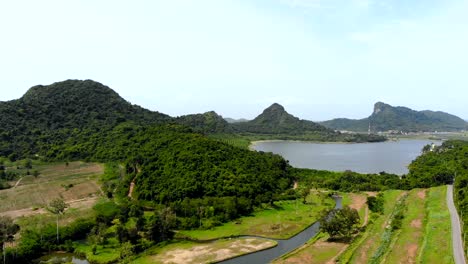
13 177 23 188
0 196 99 219
128 181 135 198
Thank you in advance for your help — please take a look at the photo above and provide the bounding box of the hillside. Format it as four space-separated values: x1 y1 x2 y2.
0 80 171 158
321 102 467 132
233 103 385 142
175 111 233 134
234 103 329 134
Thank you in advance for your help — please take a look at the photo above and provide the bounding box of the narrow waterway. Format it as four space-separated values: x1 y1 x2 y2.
218 196 342 264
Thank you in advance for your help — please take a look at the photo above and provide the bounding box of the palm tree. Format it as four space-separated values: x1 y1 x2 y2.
48 198 68 243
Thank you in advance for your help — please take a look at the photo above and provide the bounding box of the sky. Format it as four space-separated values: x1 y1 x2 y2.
1 0 467 121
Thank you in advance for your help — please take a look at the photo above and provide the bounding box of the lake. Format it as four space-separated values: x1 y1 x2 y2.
252 139 440 175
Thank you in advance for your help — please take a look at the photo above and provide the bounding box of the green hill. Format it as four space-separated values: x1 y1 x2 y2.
321 102 467 132
233 103 385 142
175 111 233 134
233 103 328 134
0 80 171 158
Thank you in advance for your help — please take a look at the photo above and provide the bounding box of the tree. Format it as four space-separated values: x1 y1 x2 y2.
320 206 360 240
367 193 384 214
47 198 67 243
32 170 40 179
0 216 19 264
23 159 32 169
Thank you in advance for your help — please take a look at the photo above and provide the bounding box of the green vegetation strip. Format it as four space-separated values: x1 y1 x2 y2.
178 195 333 240
419 186 454 264
368 193 407 264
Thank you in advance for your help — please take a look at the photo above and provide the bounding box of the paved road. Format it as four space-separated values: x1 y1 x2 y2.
447 184 467 264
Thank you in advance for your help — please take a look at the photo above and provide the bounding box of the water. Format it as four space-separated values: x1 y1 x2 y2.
252 139 440 175
219 197 342 264
36 253 89 264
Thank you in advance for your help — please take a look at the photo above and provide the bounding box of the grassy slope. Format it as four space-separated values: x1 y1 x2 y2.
383 189 426 263
0 161 103 213
346 190 405 263
419 186 454 263
178 193 334 240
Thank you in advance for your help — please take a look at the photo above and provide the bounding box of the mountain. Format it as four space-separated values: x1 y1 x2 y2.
224 117 249 123
232 103 385 142
0 79 170 131
233 103 329 134
0 80 171 158
321 102 467 132
175 111 233 134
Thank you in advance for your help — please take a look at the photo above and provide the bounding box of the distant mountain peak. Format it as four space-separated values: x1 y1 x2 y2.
265 103 285 112
373 102 390 115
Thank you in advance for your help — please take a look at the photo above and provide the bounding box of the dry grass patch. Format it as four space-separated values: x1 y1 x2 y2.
132 238 276 264
0 162 103 216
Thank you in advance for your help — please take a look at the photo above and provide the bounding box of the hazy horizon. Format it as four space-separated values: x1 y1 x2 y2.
1 0 467 120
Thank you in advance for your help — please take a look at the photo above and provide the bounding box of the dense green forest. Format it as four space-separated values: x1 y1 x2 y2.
292 168 403 192
321 101 467 132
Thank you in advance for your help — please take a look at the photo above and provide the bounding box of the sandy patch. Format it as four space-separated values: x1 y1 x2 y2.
153 238 276 264
348 194 366 211
417 190 426 199
407 244 418 263
410 219 422 228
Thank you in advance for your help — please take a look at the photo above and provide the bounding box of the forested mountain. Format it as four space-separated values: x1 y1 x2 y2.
175 111 233 134
321 102 467 132
233 103 329 134
232 103 385 142
0 80 171 158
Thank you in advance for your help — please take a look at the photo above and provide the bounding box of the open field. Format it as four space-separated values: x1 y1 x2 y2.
383 189 427 263
272 192 368 264
131 238 277 264
419 186 454 263
0 161 103 217
178 192 334 240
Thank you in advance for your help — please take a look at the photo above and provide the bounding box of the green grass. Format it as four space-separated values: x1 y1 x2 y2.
209 134 251 149
383 189 425 263
419 186 454 264
178 193 334 240
75 239 121 264
131 238 277 264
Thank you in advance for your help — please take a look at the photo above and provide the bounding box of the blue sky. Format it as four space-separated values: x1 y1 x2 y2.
1 0 467 120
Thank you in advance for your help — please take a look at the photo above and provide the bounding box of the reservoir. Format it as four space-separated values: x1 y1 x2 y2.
252 139 439 175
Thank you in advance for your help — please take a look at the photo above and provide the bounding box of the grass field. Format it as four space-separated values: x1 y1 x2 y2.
209 134 251 149
418 186 454 263
178 192 334 240
0 161 103 215
131 238 277 264
383 189 427 263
